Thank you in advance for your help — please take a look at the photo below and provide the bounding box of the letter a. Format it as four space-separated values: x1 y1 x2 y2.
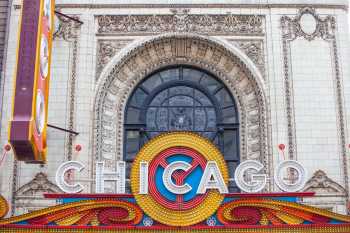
197 161 228 194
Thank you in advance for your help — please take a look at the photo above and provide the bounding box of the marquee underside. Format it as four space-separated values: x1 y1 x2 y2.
1 193 350 233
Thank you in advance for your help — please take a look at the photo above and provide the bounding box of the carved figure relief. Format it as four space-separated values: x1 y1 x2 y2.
15 173 61 197
303 170 346 195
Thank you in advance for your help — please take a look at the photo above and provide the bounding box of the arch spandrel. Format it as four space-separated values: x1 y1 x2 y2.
93 33 269 189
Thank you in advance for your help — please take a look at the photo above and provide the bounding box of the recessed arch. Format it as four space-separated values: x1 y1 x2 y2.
93 33 269 191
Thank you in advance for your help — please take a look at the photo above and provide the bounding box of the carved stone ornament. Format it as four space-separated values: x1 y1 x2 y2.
303 170 346 195
281 7 335 42
93 33 269 190
231 40 265 77
96 40 132 80
15 173 61 197
96 9 264 35
96 39 265 82
54 13 81 41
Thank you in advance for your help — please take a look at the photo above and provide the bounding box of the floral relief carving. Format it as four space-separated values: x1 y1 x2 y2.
96 10 264 35
230 40 265 77
54 13 81 41
96 40 132 80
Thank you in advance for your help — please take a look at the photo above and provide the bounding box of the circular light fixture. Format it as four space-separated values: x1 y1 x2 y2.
40 35 49 78
43 0 52 30
35 90 46 135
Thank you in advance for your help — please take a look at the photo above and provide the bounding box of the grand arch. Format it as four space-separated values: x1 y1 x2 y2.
93 33 269 190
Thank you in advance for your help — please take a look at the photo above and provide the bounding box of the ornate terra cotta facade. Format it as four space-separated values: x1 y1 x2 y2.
0 1 350 232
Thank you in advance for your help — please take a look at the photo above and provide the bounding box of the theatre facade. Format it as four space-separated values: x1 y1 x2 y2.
1 0 350 232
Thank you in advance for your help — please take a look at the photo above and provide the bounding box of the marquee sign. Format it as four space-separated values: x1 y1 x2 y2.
130 132 229 226
8 0 55 163
1 132 350 232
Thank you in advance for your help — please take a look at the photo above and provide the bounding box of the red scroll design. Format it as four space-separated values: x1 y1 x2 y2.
0 199 143 226
217 198 350 226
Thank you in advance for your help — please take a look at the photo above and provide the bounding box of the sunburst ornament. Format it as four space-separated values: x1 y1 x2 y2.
130 132 229 226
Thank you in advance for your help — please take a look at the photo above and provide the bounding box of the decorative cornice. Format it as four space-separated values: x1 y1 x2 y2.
303 170 346 195
15 173 61 197
42 4 349 10
96 11 264 35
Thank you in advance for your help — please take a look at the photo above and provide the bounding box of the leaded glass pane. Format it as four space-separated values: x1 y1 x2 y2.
169 95 194 106
142 74 162 92
222 107 237 123
194 108 207 131
130 88 147 107
169 107 193 131
159 68 179 83
156 108 168 131
126 107 141 124
125 130 140 161
215 88 233 107
150 89 168 106
223 130 239 160
194 90 211 106
183 68 204 82
200 75 221 93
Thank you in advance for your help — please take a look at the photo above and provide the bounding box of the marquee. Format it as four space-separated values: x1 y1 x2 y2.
1 132 350 232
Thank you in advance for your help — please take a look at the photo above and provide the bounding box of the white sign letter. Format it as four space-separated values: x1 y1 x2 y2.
234 160 267 193
274 160 307 192
95 161 126 193
197 161 228 194
162 161 192 194
55 161 85 193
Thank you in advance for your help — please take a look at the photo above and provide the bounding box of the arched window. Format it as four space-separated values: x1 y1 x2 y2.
124 66 240 192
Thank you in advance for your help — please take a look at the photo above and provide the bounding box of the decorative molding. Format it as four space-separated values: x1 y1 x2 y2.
10 160 18 216
303 170 346 195
96 40 132 81
53 15 82 160
52 4 348 10
93 34 269 191
15 173 61 197
96 11 264 35
230 40 265 78
96 39 265 82
54 14 81 41
281 7 348 202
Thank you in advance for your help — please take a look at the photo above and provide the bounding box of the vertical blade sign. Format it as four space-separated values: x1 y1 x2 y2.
9 0 55 163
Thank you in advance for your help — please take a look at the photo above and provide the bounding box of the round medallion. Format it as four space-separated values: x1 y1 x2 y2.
300 13 317 35
130 132 229 226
